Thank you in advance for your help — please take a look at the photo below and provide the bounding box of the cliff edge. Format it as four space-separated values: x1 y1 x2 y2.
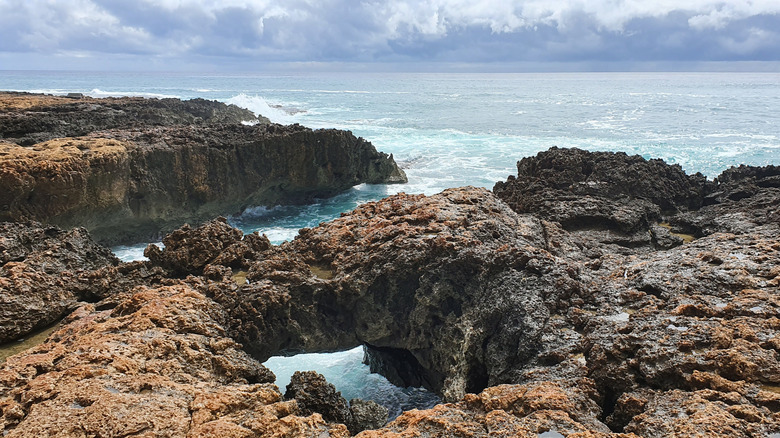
0 93 406 244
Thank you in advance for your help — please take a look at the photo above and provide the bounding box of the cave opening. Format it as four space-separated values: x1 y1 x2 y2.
262 345 440 420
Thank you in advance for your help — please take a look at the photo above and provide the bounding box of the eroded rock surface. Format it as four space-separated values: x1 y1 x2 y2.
0 93 406 244
0 92 264 145
0 284 349 437
0 222 118 343
0 147 778 437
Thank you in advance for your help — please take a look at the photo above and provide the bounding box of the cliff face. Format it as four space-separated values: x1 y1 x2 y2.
0 93 406 244
1 148 778 437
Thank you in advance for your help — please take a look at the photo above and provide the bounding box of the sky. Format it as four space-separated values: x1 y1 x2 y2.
0 0 779 71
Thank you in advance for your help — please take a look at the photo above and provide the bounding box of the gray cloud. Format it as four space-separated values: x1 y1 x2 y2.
0 0 778 69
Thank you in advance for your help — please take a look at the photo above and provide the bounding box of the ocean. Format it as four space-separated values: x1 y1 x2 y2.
2 70 779 415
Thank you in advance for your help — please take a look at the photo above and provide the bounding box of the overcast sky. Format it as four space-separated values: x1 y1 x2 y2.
1 0 779 71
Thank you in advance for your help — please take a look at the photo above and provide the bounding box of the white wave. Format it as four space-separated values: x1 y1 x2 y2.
225 93 300 125
86 88 179 99
112 242 162 262
263 346 439 420
7 88 70 95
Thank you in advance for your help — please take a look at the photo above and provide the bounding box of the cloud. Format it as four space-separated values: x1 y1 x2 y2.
1 0 779 69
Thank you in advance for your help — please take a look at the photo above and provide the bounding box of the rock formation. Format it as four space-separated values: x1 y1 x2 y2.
0 147 778 437
0 92 406 244
0 222 118 343
0 92 265 146
0 283 351 437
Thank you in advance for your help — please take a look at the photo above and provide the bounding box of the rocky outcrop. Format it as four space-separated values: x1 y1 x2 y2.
0 222 118 343
0 92 265 146
0 93 406 244
493 147 709 247
285 371 388 434
0 147 778 436
0 283 352 437
190 187 580 402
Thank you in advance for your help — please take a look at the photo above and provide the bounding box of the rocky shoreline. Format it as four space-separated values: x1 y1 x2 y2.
0 93 406 244
1 98 779 436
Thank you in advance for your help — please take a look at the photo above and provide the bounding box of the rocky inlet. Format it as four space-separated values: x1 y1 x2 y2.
0 93 406 245
0 99 779 437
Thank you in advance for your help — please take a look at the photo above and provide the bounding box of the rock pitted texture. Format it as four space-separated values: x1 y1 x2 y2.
493 147 709 240
0 92 264 146
0 284 350 437
0 92 406 244
0 147 778 437
203 187 581 402
285 371 389 434
0 221 118 343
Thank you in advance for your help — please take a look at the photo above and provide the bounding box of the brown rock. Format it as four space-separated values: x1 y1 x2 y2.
0 284 349 437
0 93 406 245
0 222 118 343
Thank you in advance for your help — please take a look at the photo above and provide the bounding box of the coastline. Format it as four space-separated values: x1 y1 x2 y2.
0 90 778 436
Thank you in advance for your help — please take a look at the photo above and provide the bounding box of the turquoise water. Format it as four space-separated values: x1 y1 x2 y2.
14 71 773 247
3 71 779 415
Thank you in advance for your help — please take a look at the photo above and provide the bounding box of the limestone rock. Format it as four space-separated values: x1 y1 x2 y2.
285 371 352 426
493 146 709 245
0 221 118 343
0 92 263 146
0 284 349 437
0 93 407 244
349 399 388 433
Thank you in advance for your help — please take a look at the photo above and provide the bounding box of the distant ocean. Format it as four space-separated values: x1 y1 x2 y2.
3 70 779 415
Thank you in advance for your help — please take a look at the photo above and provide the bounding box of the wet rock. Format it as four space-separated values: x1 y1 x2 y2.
0 222 118 343
0 93 406 245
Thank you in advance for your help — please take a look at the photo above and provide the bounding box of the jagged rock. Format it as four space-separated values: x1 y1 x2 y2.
356 382 637 438
0 92 264 145
493 147 709 241
0 222 118 343
285 371 352 426
349 399 388 433
672 164 780 236
0 93 407 244
0 284 349 437
2 147 779 437
200 186 583 402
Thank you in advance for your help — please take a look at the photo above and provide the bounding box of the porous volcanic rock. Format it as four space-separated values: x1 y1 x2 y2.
0 93 406 244
285 371 352 427
0 284 350 437
493 147 709 243
193 187 587 402
2 147 779 437
0 221 118 343
356 382 637 438
0 92 264 146
284 371 389 434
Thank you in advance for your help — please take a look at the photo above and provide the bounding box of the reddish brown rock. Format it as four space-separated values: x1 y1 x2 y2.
0 284 349 437
2 147 779 437
356 383 638 438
